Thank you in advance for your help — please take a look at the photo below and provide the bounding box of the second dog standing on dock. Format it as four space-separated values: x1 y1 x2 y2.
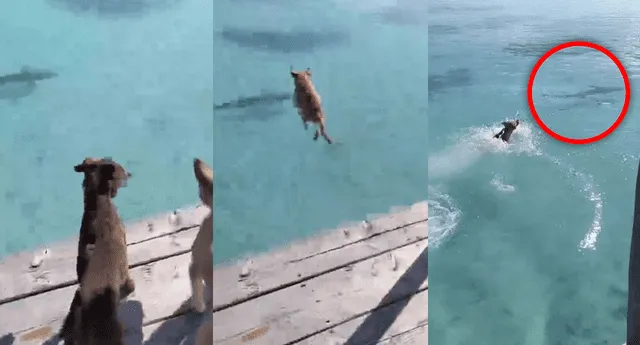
61 157 136 345
189 158 214 313
291 67 333 144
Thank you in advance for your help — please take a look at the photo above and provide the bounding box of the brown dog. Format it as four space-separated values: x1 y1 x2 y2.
62 157 135 345
189 158 213 313
290 67 333 144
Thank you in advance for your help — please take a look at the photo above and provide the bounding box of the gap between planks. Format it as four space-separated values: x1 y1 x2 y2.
296 286 428 344
5 202 427 345
142 205 427 344
213 238 428 344
213 201 428 312
0 205 207 305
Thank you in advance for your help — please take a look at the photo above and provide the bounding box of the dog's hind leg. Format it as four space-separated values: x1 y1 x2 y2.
189 262 206 312
318 123 332 144
60 289 82 344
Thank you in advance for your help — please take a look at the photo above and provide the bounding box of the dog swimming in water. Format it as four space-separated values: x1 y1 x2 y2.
493 112 520 143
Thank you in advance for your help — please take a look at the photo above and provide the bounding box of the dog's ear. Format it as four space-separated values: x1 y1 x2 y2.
305 68 312 77
290 71 298 78
193 158 213 191
74 158 99 173
99 162 117 180
105 157 131 180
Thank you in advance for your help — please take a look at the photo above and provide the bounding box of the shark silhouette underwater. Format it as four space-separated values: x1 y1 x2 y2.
0 66 58 104
542 85 624 99
214 90 292 122
541 85 625 111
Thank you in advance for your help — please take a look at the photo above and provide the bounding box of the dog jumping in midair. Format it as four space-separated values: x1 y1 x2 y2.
290 67 333 144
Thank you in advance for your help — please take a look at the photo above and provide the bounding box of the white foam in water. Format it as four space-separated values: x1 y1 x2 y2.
427 118 540 245
580 187 603 250
490 174 515 193
428 187 461 248
429 119 542 180
547 156 604 250
427 117 603 250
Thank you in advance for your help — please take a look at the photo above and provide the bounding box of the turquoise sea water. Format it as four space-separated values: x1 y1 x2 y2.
429 0 640 344
212 0 427 263
0 1 213 257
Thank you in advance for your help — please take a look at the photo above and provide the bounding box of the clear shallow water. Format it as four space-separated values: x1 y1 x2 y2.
212 0 428 263
0 1 213 257
532 46 626 140
429 0 640 344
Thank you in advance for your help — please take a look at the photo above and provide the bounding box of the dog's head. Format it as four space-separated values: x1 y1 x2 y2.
74 157 131 197
290 67 312 82
193 158 213 208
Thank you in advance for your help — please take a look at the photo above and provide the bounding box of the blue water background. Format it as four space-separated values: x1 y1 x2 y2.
429 0 640 344
212 0 428 264
0 0 213 257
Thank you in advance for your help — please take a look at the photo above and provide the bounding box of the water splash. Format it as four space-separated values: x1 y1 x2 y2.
490 174 516 192
428 118 602 250
429 120 542 180
428 187 461 248
547 156 603 251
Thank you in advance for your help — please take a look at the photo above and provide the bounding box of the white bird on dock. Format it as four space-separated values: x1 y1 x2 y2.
30 249 50 268
169 209 181 227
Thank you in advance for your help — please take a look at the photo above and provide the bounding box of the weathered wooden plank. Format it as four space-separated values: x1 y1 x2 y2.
297 288 428 345
3 252 197 342
212 238 428 344
4 203 426 345
139 311 212 345
376 322 427 345
213 202 428 311
0 205 207 303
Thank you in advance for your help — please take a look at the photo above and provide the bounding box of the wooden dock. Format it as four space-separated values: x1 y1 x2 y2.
0 202 427 345
211 201 428 345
